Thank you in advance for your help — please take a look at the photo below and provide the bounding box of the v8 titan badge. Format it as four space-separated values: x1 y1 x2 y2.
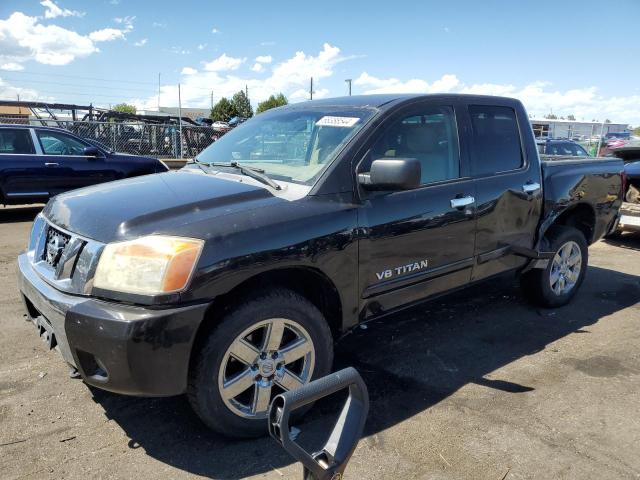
376 259 429 281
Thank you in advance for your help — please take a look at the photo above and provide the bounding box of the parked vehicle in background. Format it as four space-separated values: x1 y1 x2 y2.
608 144 640 234
537 139 590 157
17 94 623 438
228 116 248 128
194 117 213 127
211 121 231 134
0 125 168 205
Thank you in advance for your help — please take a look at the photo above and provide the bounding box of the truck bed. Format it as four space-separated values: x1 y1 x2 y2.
540 155 624 243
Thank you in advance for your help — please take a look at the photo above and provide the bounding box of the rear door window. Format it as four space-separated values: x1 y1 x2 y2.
0 129 35 154
469 105 523 175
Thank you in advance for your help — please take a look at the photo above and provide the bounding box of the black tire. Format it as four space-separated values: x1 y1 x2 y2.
520 225 588 307
188 288 333 438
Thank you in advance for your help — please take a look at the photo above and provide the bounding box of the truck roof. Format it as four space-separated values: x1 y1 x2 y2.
283 93 524 110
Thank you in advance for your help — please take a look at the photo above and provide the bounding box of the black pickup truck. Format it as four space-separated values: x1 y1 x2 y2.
17 94 624 437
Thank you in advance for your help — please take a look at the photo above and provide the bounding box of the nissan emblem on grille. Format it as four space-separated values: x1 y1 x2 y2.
44 228 69 267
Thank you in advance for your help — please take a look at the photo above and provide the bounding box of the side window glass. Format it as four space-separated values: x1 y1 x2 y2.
365 106 460 185
0 129 35 154
469 105 523 175
37 131 87 156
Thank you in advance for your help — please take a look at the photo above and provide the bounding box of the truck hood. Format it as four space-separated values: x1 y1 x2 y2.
43 171 281 242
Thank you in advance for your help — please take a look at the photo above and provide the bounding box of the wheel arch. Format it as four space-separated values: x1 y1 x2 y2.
189 266 343 369
540 202 596 246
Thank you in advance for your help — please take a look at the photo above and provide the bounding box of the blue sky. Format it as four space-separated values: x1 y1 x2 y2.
1 0 639 124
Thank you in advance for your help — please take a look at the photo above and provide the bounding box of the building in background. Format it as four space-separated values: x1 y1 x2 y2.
530 118 630 139
137 107 210 121
0 105 30 124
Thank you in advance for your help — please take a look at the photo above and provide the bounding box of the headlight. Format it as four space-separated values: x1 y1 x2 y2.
93 236 204 296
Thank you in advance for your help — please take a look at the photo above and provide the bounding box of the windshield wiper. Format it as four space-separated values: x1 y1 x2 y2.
199 161 281 190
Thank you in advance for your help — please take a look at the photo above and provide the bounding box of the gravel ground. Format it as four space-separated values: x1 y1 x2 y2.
1 205 639 480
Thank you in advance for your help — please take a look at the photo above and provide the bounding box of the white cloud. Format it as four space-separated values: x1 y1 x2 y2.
0 62 24 71
130 43 349 112
89 28 126 42
203 53 246 72
40 0 84 19
0 12 97 66
114 16 135 32
0 76 42 101
152 21 166 28
134 38 148 47
260 41 275 46
255 55 272 64
251 63 264 73
181 66 197 75
211 27 220 34
170 46 191 55
354 72 459 94
355 72 640 124
197 43 206 51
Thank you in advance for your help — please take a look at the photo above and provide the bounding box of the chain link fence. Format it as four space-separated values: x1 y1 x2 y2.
0 117 221 159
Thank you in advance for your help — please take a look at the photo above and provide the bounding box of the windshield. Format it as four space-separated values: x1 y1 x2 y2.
195 106 376 185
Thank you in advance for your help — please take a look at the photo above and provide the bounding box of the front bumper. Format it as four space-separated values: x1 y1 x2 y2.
18 252 209 396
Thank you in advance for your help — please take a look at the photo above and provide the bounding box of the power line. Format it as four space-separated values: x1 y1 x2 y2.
2 69 159 86
0 76 158 94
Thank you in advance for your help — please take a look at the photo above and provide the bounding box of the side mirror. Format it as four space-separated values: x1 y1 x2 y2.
358 158 421 191
83 146 102 157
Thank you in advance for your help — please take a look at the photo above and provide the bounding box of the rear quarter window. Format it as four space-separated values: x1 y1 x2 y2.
469 105 523 176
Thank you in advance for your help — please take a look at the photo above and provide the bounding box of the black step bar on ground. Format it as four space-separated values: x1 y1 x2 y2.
268 367 369 480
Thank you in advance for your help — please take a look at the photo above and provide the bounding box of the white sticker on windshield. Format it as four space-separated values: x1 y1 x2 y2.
315 116 360 127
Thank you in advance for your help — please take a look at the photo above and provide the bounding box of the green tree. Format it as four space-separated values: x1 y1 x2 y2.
544 113 558 120
567 114 576 121
210 97 238 122
633 126 640 136
231 90 253 118
605 119 611 124
112 103 137 114
256 93 288 114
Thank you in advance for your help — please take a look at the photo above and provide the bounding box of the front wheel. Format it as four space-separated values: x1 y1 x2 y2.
188 289 333 438
520 226 588 307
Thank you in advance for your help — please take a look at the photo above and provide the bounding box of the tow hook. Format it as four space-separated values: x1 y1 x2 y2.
268 367 369 480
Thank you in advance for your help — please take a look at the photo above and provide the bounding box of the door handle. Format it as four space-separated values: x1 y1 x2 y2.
522 182 541 194
44 162 59 167
450 196 475 209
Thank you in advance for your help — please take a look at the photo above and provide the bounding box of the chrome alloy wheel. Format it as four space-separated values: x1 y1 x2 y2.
549 240 582 295
218 318 315 419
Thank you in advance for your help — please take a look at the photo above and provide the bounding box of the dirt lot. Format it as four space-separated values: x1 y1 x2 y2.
1 205 639 480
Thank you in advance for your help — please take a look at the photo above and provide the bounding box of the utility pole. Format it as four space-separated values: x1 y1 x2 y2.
345 78 352 96
211 90 214 110
310 77 314 100
178 83 183 159
245 84 248 98
158 73 161 111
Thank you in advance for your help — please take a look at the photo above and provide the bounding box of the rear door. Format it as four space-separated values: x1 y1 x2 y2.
357 100 477 318
0 128 49 202
463 102 543 281
35 129 117 194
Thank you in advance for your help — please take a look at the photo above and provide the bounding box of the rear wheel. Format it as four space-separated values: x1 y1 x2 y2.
521 226 588 307
188 289 333 437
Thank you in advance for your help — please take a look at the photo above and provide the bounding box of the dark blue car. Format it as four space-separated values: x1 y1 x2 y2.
0 125 168 205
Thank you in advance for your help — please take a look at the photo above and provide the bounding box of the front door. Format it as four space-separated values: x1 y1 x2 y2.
357 101 476 319
35 129 116 195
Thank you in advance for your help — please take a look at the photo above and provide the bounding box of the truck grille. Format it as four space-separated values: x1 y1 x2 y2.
28 215 104 295
42 226 71 268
